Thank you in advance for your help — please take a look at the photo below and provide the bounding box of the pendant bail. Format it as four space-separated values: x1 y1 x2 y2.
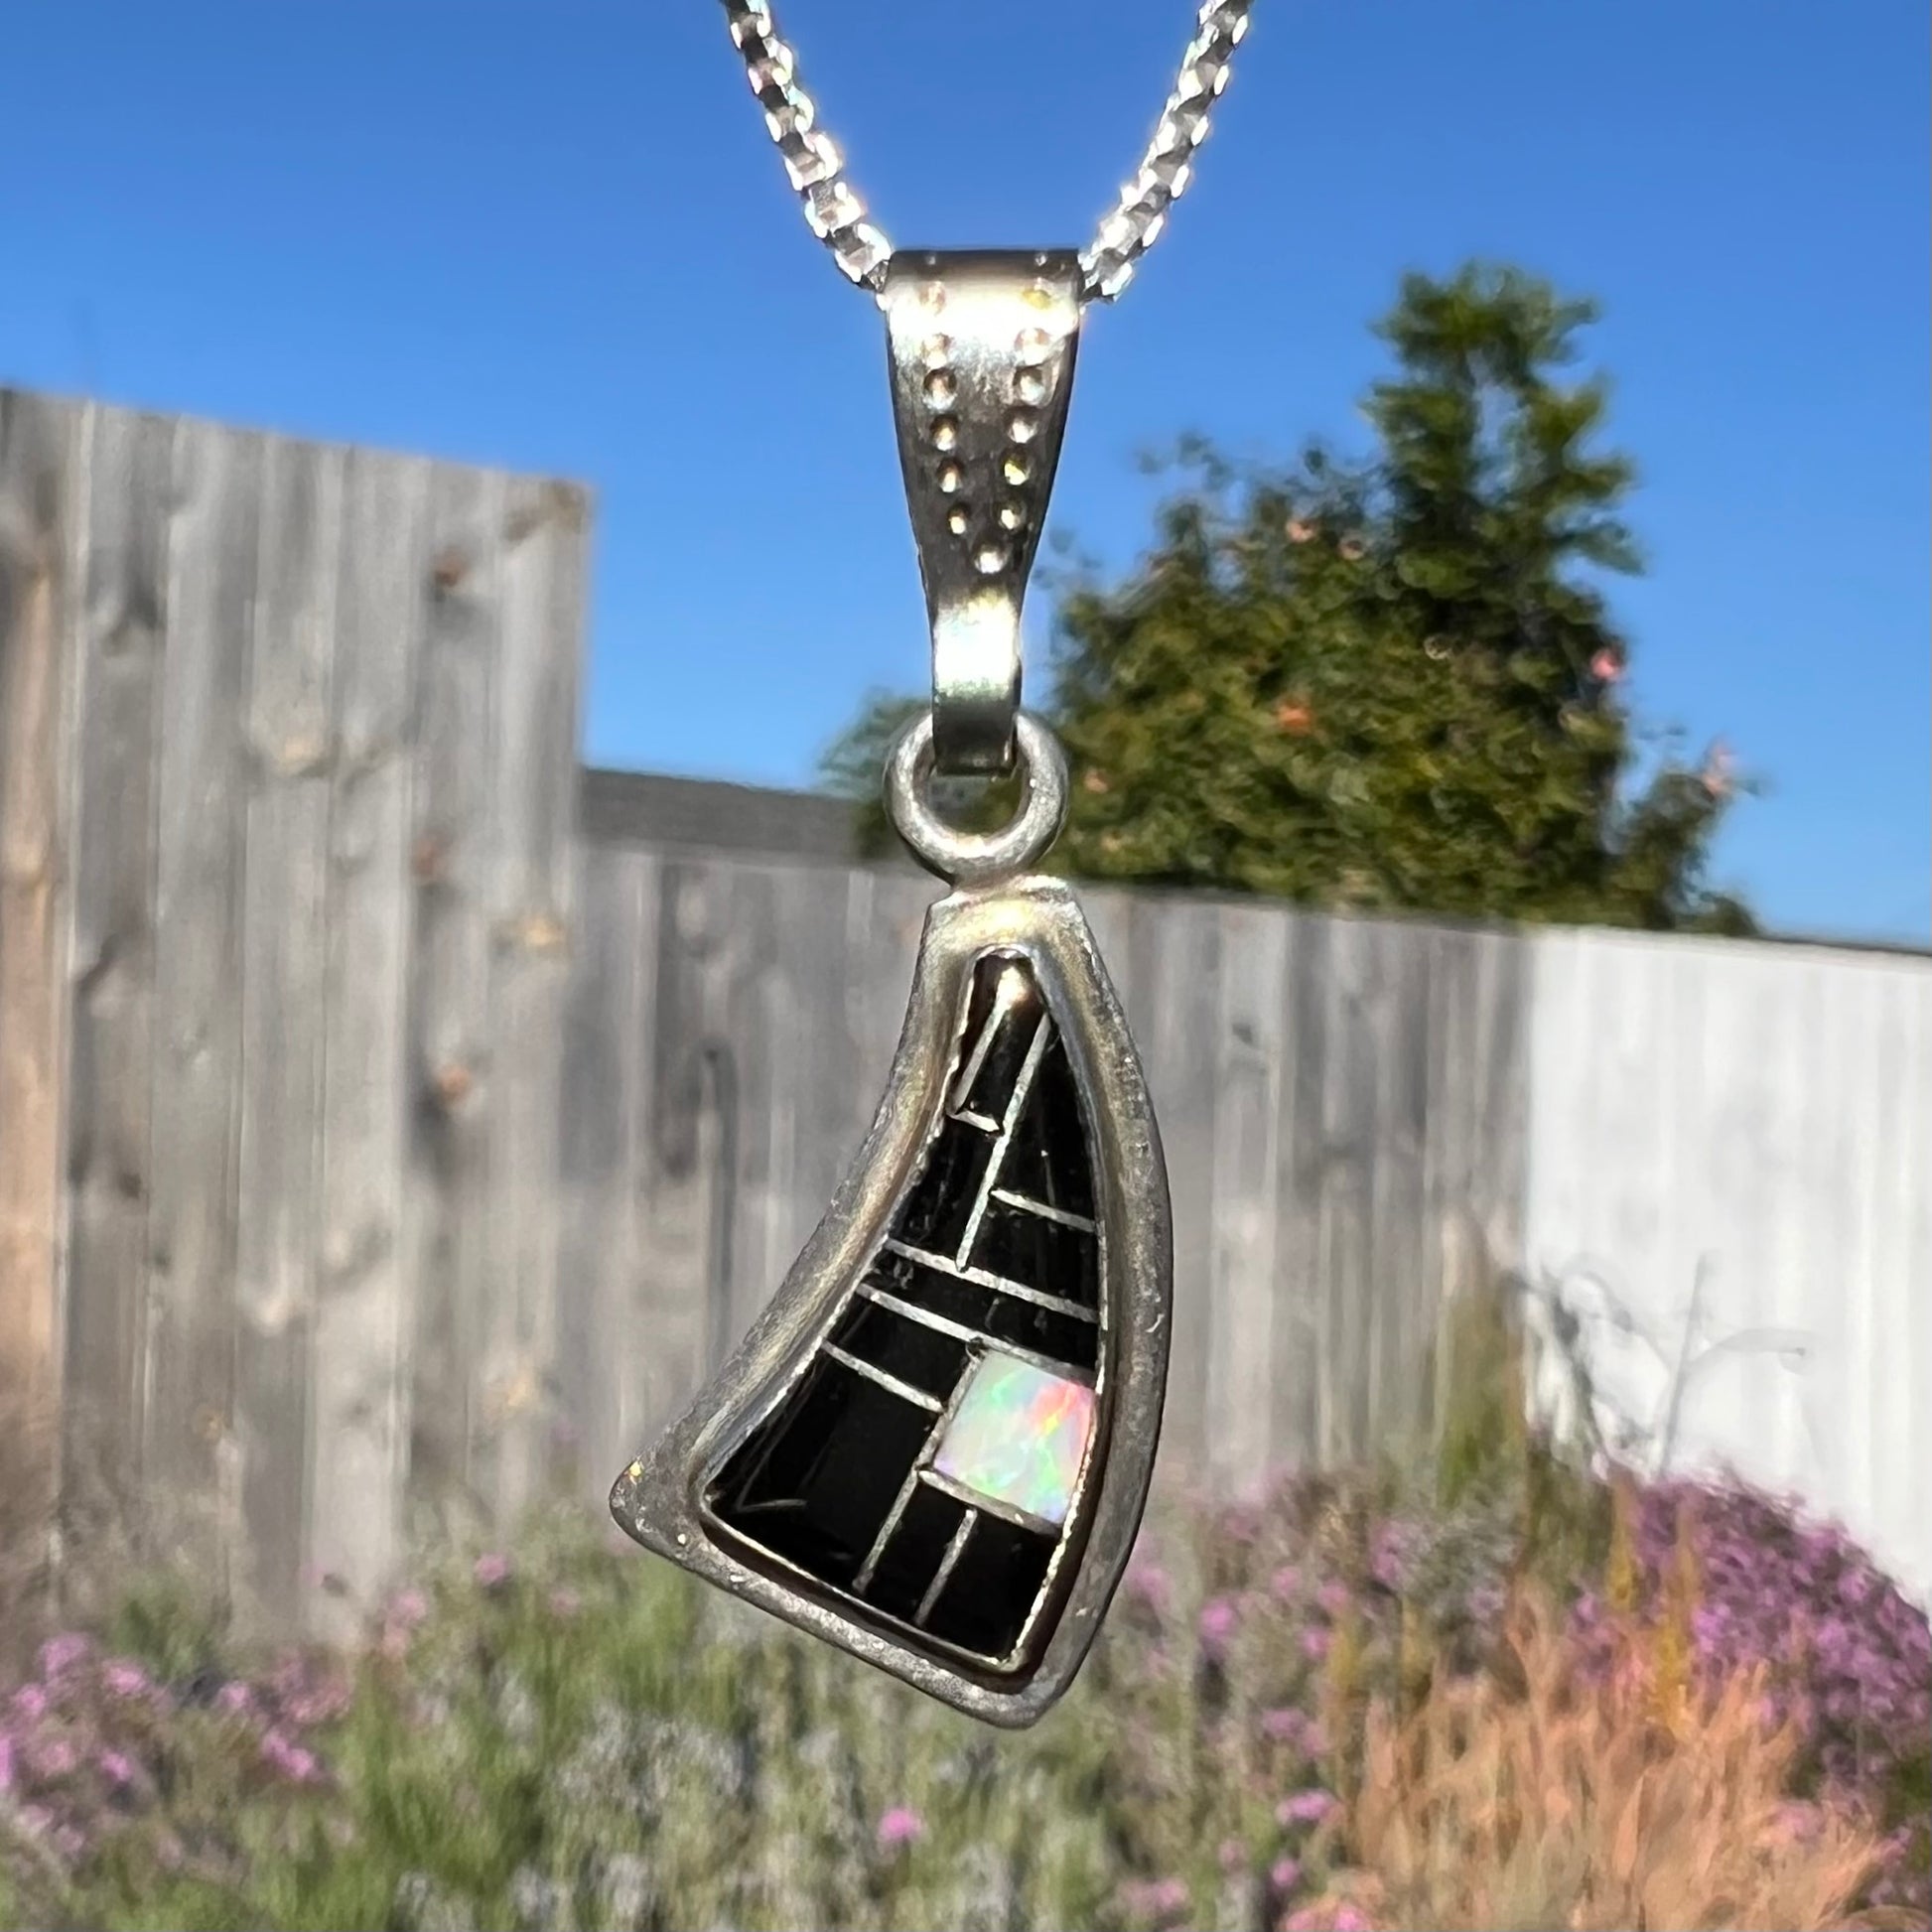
882 249 1084 776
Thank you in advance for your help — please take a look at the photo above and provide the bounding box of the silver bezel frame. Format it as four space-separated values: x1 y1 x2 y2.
610 874 1172 1726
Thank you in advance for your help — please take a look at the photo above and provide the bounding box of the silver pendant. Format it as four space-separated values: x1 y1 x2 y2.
611 256 1172 1726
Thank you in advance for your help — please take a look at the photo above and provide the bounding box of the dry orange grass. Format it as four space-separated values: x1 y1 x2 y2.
1321 1587 1921 1932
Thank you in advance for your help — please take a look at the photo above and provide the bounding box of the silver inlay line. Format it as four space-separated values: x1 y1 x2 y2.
953 1013 1052 1266
915 1512 977 1626
991 1187 1097 1233
823 1344 943 1413
920 1464 1063 1539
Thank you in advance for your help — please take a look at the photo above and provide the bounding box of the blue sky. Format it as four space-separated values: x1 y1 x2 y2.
5 1 1926 943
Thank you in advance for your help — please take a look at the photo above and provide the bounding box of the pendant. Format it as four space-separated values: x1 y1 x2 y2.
611 255 1172 1726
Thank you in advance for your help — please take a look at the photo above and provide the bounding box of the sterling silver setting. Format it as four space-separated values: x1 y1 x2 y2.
883 252 1083 776
613 721 1172 1725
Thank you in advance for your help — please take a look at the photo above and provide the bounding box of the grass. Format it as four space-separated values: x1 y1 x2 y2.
1339 1590 1908 1932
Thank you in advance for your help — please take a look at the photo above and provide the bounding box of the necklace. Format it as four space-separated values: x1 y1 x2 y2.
612 0 1257 1727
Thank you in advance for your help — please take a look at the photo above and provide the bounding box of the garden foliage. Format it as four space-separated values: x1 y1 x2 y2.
4 1415 1925 1931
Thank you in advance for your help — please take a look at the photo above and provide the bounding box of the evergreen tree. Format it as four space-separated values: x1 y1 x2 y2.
824 264 1751 933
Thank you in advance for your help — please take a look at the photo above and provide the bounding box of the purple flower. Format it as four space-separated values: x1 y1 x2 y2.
11 1685 48 1722
37 1632 90 1680
1260 1707 1305 1745
286 1690 345 1727
259 1728 321 1783
1772 1801 1825 1845
1198 1595 1240 1659
1270 1566 1303 1602
1369 1520 1422 1592
1591 1470 1931 1858
0 1732 14 1794
215 1680 255 1716
389 1587 430 1629
1120 1876 1191 1920
1218 1836 1246 1871
1270 1857 1304 1893
474 1552 512 1588
1300 1626 1331 1663
1314 1580 1351 1618
876 1804 924 1849
1276 1788 1338 1828
34 1737 77 1780
98 1748 135 1788
1219 1502 1262 1546
102 1659 151 1699
1283 1909 1335 1932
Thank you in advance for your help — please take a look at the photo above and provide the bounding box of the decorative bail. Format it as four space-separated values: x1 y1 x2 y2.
882 250 1084 776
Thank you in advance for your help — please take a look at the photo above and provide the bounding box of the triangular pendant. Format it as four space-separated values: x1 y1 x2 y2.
611 869 1170 1726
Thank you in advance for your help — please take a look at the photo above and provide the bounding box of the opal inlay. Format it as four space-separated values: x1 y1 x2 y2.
932 1351 1095 1526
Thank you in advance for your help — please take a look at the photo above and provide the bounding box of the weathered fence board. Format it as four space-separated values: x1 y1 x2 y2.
232 434 342 1628
144 416 260 1590
473 480 585 1519
0 393 82 1536
63 407 170 1499
404 463 502 1520
556 842 653 1492
1204 902 1289 1489
310 450 429 1640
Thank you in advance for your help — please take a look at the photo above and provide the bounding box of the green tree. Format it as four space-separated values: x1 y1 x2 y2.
826 263 1751 933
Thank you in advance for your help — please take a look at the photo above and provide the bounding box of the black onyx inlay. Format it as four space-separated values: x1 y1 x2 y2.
955 960 1047 1123
868 1251 1097 1373
702 949 1103 1668
709 1358 932 1587
896 1117 993 1255
982 1291 1097 1371
830 1298 969 1400
868 1248 994 1328
1002 1037 1094 1219
922 1513 1056 1657
861 1483 967 1623
971 1196 1099 1311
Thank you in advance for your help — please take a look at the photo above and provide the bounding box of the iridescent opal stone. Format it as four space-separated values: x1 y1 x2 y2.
933 1351 1096 1526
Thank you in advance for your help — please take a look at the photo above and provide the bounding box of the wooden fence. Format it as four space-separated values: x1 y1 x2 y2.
6 388 1929 1642
1 388 586 1637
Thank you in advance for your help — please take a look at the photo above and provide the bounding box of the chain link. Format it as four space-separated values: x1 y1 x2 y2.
717 0 1255 304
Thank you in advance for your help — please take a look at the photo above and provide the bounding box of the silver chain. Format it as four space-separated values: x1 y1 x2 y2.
719 0 1256 304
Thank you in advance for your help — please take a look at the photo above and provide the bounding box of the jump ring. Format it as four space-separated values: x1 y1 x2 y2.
884 711 1068 886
